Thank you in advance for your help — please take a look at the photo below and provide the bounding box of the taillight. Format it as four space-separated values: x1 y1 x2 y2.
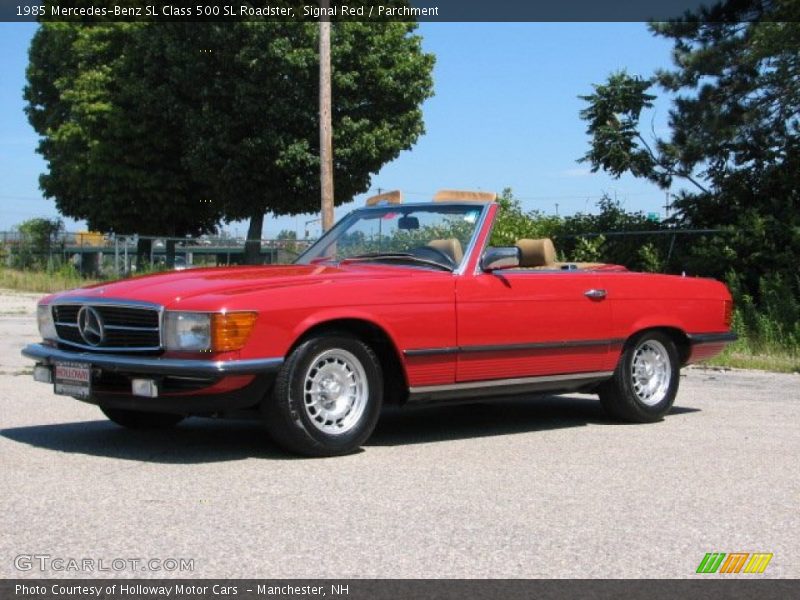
723 299 733 329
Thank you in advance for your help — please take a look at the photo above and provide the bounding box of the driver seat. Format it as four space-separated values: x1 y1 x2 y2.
427 238 463 264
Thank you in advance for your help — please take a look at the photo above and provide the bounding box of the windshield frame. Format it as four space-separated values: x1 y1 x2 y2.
294 202 491 273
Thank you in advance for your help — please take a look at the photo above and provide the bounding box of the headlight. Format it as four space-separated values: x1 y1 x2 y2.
164 312 211 352
164 311 257 352
37 304 58 341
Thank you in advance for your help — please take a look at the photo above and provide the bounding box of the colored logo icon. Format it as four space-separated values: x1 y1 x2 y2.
696 552 773 574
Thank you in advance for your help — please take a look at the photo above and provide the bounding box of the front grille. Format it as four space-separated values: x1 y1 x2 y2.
52 303 161 352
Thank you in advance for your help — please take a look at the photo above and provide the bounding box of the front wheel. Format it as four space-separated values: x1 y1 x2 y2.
599 331 680 423
263 333 383 457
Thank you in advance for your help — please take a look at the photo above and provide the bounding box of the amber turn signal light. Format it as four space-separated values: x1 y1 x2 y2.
211 312 258 352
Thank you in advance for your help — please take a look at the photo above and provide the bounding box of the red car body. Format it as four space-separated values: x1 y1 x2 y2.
23 200 736 454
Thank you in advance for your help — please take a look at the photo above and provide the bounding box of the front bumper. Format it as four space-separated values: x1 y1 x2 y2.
21 343 284 414
22 343 283 377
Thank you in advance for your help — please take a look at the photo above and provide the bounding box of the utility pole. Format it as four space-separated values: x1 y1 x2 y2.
319 0 334 232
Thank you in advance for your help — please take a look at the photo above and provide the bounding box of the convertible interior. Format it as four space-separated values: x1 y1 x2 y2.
425 237 609 270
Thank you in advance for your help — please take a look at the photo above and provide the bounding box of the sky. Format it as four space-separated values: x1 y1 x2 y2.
0 22 676 238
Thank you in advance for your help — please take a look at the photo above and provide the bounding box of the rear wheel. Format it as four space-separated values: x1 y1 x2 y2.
100 407 184 429
599 331 680 423
263 333 383 457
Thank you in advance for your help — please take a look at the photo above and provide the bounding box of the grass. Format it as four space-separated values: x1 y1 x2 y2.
0 267 100 294
703 348 800 373
700 304 800 373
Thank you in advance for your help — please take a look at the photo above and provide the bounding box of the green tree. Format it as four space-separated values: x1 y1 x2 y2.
178 20 434 262
11 217 64 269
556 194 665 270
25 14 434 264
490 188 562 246
276 229 298 241
578 0 800 297
24 22 222 266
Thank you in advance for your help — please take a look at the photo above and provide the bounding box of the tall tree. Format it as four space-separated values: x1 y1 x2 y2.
25 22 222 263
176 21 434 262
25 16 435 264
579 0 800 296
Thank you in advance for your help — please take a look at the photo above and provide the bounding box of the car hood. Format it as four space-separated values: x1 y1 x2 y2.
48 263 418 308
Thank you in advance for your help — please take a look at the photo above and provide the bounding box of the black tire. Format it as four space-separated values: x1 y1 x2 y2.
263 333 383 457
100 407 184 429
598 331 680 423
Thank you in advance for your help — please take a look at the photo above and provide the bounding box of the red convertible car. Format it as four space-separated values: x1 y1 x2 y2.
23 190 736 456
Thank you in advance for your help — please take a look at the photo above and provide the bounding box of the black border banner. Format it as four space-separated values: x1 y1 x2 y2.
0 0 765 23
1 579 799 600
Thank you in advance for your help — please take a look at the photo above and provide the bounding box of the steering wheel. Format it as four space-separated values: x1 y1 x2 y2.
409 245 457 268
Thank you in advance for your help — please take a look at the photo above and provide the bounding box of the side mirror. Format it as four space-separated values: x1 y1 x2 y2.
480 246 520 271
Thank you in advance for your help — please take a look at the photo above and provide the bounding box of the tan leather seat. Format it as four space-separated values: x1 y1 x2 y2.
427 238 463 263
515 238 556 268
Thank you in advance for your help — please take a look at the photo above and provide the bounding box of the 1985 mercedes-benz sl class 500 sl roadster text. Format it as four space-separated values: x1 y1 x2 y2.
22 190 736 456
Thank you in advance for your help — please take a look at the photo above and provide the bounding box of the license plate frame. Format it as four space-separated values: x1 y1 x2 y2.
53 361 92 399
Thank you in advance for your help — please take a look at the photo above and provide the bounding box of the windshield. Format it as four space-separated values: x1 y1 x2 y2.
296 203 485 271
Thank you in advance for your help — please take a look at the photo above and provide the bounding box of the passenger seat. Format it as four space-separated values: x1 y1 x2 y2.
515 238 556 268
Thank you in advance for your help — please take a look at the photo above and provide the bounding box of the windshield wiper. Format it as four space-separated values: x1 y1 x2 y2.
341 252 453 272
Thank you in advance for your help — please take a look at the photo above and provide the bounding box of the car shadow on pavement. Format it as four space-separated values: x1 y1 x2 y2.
0 418 289 463
368 394 700 447
0 395 699 461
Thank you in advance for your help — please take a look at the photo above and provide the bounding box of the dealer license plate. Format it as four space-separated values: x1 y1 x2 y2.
54 361 92 399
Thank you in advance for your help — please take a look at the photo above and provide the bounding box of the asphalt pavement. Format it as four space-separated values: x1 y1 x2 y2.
1 290 798 578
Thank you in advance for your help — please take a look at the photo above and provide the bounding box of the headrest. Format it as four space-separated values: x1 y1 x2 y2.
427 238 464 263
515 238 556 267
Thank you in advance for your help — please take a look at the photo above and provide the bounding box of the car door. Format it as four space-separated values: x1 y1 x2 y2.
455 269 616 383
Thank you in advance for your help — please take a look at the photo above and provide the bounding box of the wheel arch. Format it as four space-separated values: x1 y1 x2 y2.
290 317 409 405
623 326 691 366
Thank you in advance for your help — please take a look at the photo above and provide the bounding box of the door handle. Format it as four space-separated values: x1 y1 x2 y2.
584 289 607 299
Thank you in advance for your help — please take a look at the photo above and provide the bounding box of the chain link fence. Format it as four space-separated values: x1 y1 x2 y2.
0 231 315 277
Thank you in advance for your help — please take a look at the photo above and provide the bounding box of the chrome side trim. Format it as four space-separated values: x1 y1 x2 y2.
459 338 623 353
404 346 460 357
404 338 624 357
21 343 283 377
409 371 614 395
409 371 614 403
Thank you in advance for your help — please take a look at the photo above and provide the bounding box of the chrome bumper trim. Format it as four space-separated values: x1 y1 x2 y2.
21 343 283 377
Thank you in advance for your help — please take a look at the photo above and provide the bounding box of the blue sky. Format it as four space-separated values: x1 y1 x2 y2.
0 22 676 237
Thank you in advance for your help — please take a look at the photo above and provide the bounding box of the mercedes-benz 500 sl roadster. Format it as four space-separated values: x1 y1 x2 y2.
23 190 736 456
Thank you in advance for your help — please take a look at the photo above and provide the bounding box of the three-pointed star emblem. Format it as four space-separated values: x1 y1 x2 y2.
77 306 105 346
